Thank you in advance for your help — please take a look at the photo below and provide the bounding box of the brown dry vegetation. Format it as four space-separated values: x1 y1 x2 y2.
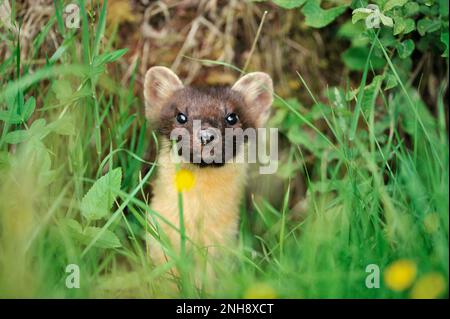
2 0 351 101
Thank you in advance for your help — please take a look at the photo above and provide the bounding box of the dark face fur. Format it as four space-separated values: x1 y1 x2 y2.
158 87 256 166
144 67 273 167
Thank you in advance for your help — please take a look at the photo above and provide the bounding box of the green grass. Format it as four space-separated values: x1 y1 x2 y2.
0 1 448 298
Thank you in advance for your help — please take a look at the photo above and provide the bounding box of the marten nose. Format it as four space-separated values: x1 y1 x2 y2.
198 129 215 145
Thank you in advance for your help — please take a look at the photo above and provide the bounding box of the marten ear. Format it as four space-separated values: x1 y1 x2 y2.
232 72 273 127
144 66 183 122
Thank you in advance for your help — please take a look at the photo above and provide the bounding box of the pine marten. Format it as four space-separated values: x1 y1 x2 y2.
143 66 273 268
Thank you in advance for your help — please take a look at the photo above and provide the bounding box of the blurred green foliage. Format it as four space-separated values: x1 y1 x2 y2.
0 0 448 298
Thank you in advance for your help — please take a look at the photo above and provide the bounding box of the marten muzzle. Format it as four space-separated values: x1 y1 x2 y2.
198 128 217 145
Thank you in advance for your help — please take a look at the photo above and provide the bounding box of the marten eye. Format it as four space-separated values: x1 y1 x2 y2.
225 113 239 125
176 112 188 124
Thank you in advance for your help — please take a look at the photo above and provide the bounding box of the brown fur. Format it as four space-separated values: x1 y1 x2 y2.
143 66 273 277
158 87 251 165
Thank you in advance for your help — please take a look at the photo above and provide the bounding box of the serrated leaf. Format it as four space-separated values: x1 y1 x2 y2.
383 0 407 12
80 168 122 220
272 0 306 9
62 219 122 249
62 218 83 234
83 227 122 249
302 0 348 28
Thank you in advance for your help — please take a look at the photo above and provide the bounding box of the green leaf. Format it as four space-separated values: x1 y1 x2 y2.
287 125 329 157
48 116 76 136
80 168 122 220
393 16 406 35
342 46 386 70
29 118 50 140
338 20 370 47
62 218 83 234
338 19 366 37
83 227 122 249
302 0 348 28
48 35 76 64
93 48 129 67
439 0 449 16
272 0 307 9
379 13 393 27
403 18 416 34
393 17 415 35
93 0 107 58
54 0 65 35
352 8 372 24
62 219 122 249
3 130 28 144
397 39 415 59
361 75 383 112
441 32 449 57
21 97 36 122
53 80 73 103
0 95 35 124
417 18 442 36
0 111 22 124
383 0 408 12
384 72 398 90
404 2 420 16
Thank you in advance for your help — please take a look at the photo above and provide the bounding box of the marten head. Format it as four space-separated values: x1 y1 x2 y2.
144 66 273 167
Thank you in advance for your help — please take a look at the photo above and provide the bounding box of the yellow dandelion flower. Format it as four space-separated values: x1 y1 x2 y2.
174 169 195 192
243 282 277 299
424 213 440 234
384 259 417 291
410 272 447 299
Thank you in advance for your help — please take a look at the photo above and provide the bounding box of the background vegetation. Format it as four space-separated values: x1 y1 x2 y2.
0 0 448 298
